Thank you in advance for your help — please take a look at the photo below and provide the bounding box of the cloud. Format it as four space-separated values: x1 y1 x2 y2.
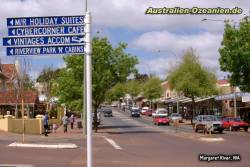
133 30 224 78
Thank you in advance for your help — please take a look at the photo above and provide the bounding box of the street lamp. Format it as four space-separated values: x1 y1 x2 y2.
201 18 225 22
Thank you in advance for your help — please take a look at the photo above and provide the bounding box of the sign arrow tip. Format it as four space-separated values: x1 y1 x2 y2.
10 49 14 55
7 39 11 45
10 19 14 26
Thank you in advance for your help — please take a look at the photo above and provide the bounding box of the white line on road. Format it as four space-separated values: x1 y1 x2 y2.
102 136 122 150
8 142 78 149
0 165 33 167
199 137 224 142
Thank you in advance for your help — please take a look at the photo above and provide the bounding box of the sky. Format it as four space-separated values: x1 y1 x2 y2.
0 0 249 80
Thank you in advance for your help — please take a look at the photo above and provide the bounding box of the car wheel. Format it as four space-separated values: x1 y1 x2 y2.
218 130 223 134
167 122 170 126
244 127 248 132
195 128 198 133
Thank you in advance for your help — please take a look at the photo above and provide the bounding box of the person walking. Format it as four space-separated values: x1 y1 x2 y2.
70 114 75 129
62 114 69 133
43 112 49 136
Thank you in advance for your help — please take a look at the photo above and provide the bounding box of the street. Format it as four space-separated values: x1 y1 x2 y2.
0 107 250 167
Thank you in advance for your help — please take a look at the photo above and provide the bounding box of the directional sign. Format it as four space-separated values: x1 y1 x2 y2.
7 15 84 27
7 45 84 56
3 35 84 46
8 25 84 36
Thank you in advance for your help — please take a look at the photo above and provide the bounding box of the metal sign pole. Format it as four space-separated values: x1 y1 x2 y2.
85 11 92 167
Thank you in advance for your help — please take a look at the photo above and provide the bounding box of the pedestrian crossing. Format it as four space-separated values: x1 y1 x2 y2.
112 112 143 126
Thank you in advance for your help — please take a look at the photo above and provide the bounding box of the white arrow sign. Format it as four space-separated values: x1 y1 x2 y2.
7 39 11 45
10 49 14 55
10 19 14 26
12 29 15 35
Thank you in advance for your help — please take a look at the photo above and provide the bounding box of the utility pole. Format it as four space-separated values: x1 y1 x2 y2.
85 10 92 167
234 87 237 117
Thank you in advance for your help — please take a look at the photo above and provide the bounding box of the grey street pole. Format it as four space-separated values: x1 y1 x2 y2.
85 11 92 167
234 87 237 117
176 92 179 114
83 0 87 136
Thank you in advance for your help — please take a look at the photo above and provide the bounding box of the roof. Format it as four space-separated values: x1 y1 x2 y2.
1 64 17 79
0 90 39 105
217 79 229 85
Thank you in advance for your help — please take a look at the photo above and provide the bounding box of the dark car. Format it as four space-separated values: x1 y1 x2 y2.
131 108 140 117
103 108 113 117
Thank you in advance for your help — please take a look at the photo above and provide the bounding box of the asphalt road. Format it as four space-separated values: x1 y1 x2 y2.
0 107 250 167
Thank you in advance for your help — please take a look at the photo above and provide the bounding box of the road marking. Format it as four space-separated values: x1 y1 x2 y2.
102 136 122 150
0 165 33 167
199 137 224 142
8 142 78 149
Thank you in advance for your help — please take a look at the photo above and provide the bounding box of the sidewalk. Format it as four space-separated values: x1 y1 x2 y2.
0 119 86 145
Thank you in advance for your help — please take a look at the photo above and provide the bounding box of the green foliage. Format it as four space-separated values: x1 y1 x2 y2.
21 73 34 90
55 37 138 112
54 56 83 111
143 77 163 100
167 49 218 98
219 16 250 91
125 80 141 99
37 67 60 82
106 83 126 103
37 67 61 99
92 37 138 110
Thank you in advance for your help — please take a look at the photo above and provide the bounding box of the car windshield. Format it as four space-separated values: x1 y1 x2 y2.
158 109 167 114
232 118 241 122
172 113 180 117
132 109 140 112
103 109 112 113
203 116 219 121
157 116 167 118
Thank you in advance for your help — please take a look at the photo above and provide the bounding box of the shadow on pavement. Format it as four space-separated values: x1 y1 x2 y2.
99 125 141 130
105 130 163 135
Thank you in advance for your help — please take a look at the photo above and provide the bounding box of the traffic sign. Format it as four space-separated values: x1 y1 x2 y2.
7 45 84 56
3 35 84 46
7 15 84 27
8 25 84 36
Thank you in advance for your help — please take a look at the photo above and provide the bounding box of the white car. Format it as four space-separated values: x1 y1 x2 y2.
152 108 168 117
141 107 149 114
169 113 183 122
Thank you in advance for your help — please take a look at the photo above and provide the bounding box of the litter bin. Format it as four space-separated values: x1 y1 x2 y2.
77 121 83 129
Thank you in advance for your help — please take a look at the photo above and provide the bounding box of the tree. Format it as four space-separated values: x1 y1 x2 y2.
106 83 126 103
219 16 250 91
37 67 61 111
125 80 141 105
167 49 217 120
55 37 138 131
143 77 163 109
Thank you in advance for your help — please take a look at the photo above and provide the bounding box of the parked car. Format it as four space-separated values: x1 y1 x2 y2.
222 116 249 131
144 109 153 116
102 108 113 117
141 107 149 115
153 115 170 126
193 115 224 133
152 108 168 117
169 113 183 123
130 108 140 117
